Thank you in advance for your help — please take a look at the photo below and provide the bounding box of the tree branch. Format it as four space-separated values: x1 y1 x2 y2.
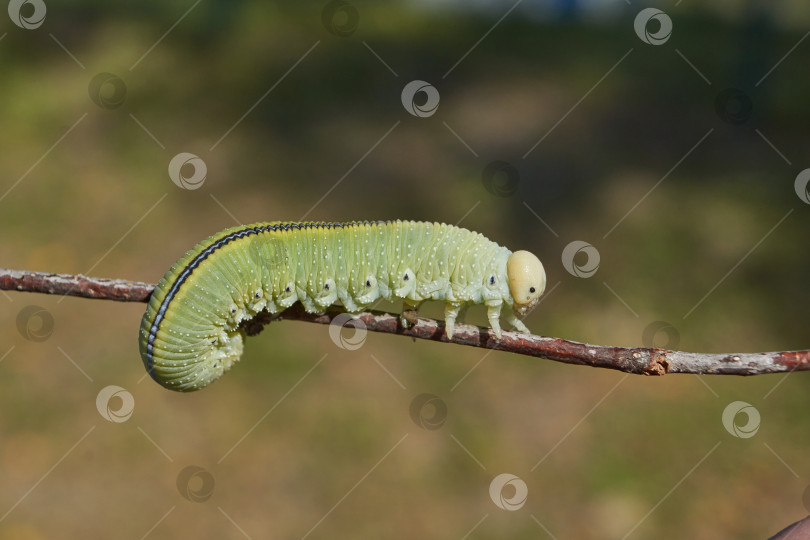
0 268 153 302
2 268 808 376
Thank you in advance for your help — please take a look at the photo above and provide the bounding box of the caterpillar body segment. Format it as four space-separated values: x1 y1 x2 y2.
139 221 546 391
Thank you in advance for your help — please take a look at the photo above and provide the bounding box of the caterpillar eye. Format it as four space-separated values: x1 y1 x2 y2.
285 286 291 293
366 280 371 287
324 283 329 290
489 276 496 285
403 273 409 281
529 287 536 293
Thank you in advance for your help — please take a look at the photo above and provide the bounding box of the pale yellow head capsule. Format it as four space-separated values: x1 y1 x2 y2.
507 250 546 316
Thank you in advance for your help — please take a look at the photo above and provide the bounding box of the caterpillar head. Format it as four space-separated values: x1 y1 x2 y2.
506 250 546 316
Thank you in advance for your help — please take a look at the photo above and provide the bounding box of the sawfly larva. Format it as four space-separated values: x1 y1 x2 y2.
139 221 546 391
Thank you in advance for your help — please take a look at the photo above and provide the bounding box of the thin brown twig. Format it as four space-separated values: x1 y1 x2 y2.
0 268 154 302
1 268 808 376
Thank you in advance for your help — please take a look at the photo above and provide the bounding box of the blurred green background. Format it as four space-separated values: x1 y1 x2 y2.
1 1 809 538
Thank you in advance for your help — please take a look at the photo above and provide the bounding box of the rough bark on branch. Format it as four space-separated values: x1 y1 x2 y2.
0 268 153 302
1 268 808 376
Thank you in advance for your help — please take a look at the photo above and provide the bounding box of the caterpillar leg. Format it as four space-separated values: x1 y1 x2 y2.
400 300 421 329
486 304 503 339
444 303 462 339
504 310 530 334
340 296 360 313
297 289 318 313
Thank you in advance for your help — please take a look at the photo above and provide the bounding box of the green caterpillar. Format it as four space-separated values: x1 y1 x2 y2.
139 221 546 391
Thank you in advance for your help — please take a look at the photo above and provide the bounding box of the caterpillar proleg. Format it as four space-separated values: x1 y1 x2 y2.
139 221 546 391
